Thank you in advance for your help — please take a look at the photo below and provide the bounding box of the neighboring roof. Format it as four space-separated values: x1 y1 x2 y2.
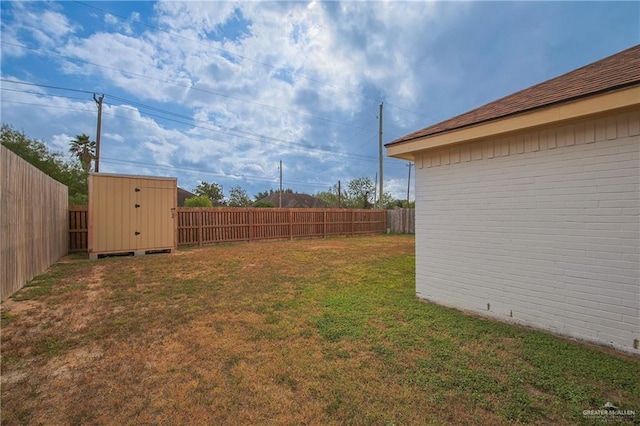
177 187 197 206
387 44 640 147
258 192 326 208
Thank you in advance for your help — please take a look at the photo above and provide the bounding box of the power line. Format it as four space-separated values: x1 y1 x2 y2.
104 98 378 161
3 100 402 177
0 87 90 102
0 79 96 95
385 101 429 120
1 96 406 172
2 81 380 162
101 156 330 189
1 99 94 113
101 107 378 163
1 41 375 132
1 98 376 167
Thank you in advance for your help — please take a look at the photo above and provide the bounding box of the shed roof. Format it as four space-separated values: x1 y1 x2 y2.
387 44 640 147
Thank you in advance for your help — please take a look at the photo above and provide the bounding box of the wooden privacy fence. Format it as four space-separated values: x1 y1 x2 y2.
69 206 89 252
2 145 68 300
386 208 415 234
179 208 386 246
67 207 386 251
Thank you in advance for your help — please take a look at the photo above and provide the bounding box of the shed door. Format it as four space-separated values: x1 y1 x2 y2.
134 181 176 250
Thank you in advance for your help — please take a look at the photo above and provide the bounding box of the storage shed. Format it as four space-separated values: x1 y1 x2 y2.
386 45 639 353
88 173 177 259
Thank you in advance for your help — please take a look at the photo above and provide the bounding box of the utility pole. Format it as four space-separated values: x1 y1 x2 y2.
373 172 377 208
337 180 341 208
279 160 283 208
93 94 104 172
406 162 413 205
378 102 383 210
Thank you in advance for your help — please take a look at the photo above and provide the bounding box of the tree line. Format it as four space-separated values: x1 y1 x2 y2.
1 124 94 205
185 177 408 209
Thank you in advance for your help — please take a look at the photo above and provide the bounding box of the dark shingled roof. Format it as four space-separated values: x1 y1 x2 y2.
259 192 326 208
387 44 640 146
177 187 197 206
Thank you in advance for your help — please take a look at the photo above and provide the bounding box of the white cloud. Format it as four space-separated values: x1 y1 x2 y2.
0 32 27 58
40 10 77 38
103 13 118 26
153 1 240 34
7 3 77 47
104 133 124 143
49 133 73 157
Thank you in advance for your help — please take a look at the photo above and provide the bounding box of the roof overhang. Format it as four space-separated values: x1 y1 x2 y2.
386 85 640 161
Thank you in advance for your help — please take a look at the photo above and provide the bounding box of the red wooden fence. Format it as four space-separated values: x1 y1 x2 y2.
69 206 89 252
68 207 386 252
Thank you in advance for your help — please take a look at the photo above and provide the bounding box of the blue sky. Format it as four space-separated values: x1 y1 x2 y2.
1 1 638 201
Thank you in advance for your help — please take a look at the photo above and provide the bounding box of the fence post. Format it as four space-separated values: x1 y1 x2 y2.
198 209 203 247
402 208 406 234
351 210 355 236
323 210 327 239
248 209 253 242
289 209 293 240
382 209 387 234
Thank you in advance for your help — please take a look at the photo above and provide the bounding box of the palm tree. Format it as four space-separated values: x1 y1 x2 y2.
69 134 96 173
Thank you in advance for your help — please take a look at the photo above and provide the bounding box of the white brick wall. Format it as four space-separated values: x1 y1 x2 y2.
414 111 640 353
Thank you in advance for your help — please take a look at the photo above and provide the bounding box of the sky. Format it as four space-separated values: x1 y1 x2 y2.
1 1 638 202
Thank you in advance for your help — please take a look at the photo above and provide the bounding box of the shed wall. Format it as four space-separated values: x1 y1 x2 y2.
89 174 177 255
414 110 640 353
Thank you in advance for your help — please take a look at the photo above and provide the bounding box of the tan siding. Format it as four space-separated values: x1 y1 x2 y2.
420 111 640 169
89 174 176 256
135 178 175 250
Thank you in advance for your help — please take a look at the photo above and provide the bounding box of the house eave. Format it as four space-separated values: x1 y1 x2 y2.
386 85 640 160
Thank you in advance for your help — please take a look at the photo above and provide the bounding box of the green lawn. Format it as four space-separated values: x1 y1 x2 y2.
1 235 638 425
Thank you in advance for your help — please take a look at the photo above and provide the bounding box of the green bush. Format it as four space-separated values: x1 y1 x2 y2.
184 195 213 207
69 193 88 206
253 201 275 208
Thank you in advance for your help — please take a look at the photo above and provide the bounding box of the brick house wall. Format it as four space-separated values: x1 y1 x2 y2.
413 111 639 353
